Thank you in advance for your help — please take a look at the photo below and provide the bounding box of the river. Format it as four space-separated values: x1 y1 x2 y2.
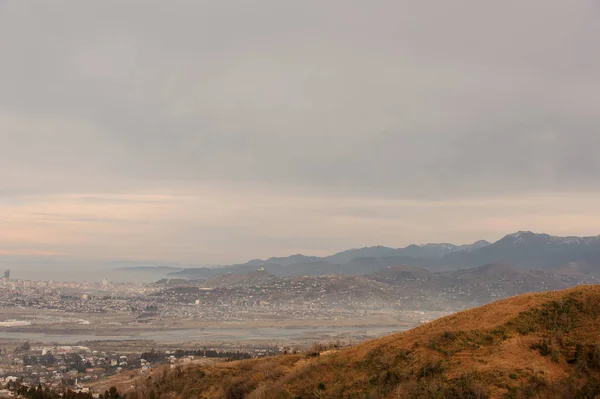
0 325 408 344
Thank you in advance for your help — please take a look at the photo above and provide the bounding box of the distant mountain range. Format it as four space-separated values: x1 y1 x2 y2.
116 266 183 272
145 231 600 314
162 231 600 279
326 239 491 264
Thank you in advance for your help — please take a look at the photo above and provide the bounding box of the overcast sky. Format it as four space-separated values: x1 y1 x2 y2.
1 1 600 264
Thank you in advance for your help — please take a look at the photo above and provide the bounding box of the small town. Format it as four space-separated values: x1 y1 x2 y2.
0 271 457 327
0 340 285 398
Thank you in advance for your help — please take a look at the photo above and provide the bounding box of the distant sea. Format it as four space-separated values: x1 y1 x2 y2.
0 257 182 283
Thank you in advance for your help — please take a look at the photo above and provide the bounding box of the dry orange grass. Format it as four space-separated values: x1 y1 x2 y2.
126 285 600 399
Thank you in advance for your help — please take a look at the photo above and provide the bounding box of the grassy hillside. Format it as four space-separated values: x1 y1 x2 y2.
127 285 600 399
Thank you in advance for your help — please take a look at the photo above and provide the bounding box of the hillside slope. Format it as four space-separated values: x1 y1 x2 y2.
129 285 600 399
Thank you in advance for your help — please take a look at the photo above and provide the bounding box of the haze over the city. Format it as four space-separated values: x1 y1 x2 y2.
2 1 600 267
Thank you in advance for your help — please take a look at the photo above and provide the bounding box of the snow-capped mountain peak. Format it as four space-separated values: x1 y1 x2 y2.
501 231 600 245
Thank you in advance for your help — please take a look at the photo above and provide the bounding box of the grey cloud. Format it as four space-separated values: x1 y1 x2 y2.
1 0 600 199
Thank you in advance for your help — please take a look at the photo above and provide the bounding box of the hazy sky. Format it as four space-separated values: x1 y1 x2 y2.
1 1 600 264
